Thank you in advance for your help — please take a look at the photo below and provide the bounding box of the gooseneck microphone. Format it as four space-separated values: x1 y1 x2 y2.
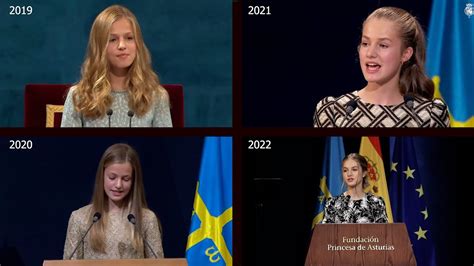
80 114 84 128
404 94 422 127
127 111 134 128
340 99 358 127
68 212 101 259
127 214 158 258
106 109 113 128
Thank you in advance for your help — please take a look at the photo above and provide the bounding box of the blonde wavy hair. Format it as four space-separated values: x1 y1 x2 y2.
73 5 168 118
89 143 154 255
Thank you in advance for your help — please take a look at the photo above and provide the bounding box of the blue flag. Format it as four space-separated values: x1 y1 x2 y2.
426 0 474 126
389 137 436 266
312 136 345 227
186 137 232 266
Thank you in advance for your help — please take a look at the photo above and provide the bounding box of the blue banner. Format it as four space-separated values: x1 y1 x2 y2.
426 0 474 126
186 137 232 265
312 136 345 227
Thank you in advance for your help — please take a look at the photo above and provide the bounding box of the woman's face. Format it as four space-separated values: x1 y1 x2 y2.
106 18 137 74
342 158 365 189
104 162 133 206
358 18 413 86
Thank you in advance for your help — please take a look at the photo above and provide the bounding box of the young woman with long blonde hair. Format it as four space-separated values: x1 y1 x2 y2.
322 153 388 223
313 7 450 128
61 5 172 127
63 143 164 259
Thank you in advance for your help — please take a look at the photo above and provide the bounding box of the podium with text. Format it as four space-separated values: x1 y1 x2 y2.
305 223 416 266
43 258 187 266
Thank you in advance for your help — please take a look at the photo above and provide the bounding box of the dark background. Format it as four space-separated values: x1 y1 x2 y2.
242 0 433 127
242 136 470 265
0 136 204 265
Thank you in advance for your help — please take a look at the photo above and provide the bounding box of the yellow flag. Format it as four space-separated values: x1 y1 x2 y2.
359 137 393 223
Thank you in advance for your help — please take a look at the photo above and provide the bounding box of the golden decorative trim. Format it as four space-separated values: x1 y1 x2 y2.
46 104 64 128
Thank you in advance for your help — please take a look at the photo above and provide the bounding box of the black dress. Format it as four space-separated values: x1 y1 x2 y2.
321 193 388 224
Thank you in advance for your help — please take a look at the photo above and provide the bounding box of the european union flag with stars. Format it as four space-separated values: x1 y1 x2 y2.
186 137 232 266
389 137 436 266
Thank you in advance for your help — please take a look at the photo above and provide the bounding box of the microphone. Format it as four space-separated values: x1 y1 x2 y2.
127 214 158 258
404 94 422 127
68 212 101 259
127 111 134 128
106 109 113 128
340 99 358 127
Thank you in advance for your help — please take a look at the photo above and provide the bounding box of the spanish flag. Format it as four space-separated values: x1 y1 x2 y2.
359 137 393 223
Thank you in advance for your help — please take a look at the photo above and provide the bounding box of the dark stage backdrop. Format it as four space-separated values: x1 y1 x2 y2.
242 136 469 265
0 0 231 127
0 137 204 266
243 0 433 127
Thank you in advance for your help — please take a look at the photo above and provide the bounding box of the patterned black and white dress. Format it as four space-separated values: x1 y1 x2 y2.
313 91 450 127
321 193 388 224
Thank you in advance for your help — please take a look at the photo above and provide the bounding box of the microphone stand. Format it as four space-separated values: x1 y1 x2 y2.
68 212 101 259
340 99 358 127
127 214 158 258
341 109 353 128
404 95 422 127
106 109 113 128
127 111 134 128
